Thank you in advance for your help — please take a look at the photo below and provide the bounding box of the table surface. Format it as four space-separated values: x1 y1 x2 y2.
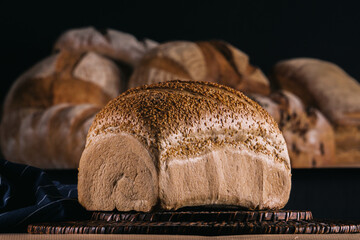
1 234 360 240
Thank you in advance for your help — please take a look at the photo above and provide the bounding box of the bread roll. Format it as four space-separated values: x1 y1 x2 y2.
54 27 158 68
0 50 122 168
272 58 360 166
251 91 336 168
128 41 270 95
78 80 291 212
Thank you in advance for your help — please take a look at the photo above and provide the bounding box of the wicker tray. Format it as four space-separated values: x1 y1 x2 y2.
91 210 313 223
28 210 360 235
28 219 360 235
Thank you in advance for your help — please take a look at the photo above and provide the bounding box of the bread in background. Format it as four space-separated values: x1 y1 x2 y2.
128 41 270 95
272 58 360 166
0 50 122 168
55 27 159 86
55 26 158 67
251 90 336 168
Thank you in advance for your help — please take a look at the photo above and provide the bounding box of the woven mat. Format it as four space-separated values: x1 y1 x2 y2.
28 210 360 235
91 210 313 223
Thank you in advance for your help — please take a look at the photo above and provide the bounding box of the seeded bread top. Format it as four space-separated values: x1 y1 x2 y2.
88 80 290 169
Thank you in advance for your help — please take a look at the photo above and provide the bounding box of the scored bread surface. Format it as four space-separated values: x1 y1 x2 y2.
78 80 291 212
128 41 270 95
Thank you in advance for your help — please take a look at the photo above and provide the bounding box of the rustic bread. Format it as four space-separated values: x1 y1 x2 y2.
0 51 122 168
273 58 360 126
272 58 360 166
128 41 270 95
54 27 158 68
251 91 336 168
78 80 291 212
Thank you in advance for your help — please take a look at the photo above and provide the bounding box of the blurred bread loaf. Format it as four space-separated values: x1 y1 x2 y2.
55 27 158 67
128 41 270 95
0 27 160 168
251 90 336 168
0 50 122 168
272 58 360 166
54 27 159 89
78 80 291 212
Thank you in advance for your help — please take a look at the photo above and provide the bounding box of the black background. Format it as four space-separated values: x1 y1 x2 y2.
1 0 360 221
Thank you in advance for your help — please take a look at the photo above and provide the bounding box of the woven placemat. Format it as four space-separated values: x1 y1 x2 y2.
27 210 360 235
91 210 313 223
28 219 360 235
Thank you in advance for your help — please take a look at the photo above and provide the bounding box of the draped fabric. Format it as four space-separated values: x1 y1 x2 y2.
0 159 89 233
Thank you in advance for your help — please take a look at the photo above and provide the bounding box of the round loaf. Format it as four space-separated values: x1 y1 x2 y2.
128 41 270 95
0 50 122 168
78 80 291 212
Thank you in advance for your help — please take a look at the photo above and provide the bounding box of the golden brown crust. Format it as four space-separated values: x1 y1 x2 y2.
100 80 274 124
94 80 276 134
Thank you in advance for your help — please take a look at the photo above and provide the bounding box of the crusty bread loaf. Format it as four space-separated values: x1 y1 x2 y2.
128 41 270 95
78 80 291 212
54 27 158 68
0 50 122 168
273 58 360 126
251 91 336 168
272 58 360 166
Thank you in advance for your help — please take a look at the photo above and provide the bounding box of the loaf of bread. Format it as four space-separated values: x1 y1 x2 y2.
78 80 291 212
128 41 270 95
54 27 158 68
0 50 122 168
272 58 360 166
251 91 336 168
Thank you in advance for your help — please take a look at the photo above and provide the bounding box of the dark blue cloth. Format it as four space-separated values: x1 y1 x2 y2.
0 159 89 233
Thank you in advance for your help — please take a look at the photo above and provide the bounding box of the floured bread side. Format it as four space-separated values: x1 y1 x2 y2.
54 26 159 67
78 80 291 212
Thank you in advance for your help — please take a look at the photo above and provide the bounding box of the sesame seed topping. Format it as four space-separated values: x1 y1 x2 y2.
88 80 289 168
